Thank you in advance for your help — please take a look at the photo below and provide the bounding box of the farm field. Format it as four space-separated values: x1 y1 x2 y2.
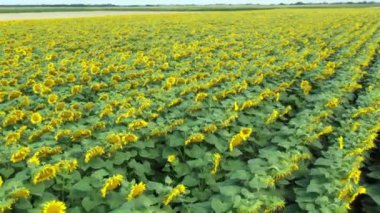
0 3 380 13
0 11 178 21
1 8 380 213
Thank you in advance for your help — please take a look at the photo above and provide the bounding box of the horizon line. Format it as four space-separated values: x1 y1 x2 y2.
1 1 380 6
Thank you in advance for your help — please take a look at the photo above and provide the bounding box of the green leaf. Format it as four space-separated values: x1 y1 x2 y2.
128 160 152 177
135 195 157 208
367 184 380 205
0 167 15 178
165 176 173 185
192 188 212 201
211 197 231 213
91 169 109 180
187 159 206 168
147 181 165 193
112 152 132 165
205 134 226 152
82 197 99 212
185 145 205 159
223 160 245 172
168 132 184 147
14 199 33 209
238 115 252 125
108 192 126 209
306 179 322 193
230 170 249 180
139 149 160 159
219 185 241 196
367 170 380 179
183 175 199 187
205 134 218 144
68 207 82 213
228 149 244 157
173 163 191 176
314 158 331 166
72 178 93 192
88 158 107 169
29 182 45 197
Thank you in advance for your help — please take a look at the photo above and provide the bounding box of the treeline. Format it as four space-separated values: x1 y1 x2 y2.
287 1 378 5
1 2 379 7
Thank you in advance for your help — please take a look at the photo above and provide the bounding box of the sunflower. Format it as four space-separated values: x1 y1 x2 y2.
106 133 122 145
128 119 148 130
325 97 340 109
239 127 253 140
195 92 208 102
5 132 21 145
203 124 218 133
167 155 176 164
163 184 186 205
229 134 243 152
71 85 82 95
299 79 312 95
184 133 205 146
101 175 124 198
0 199 14 213
10 187 30 199
31 112 43 124
127 182 146 201
84 146 105 163
32 83 43 94
42 200 66 213
265 109 280 124
54 160 78 173
47 94 58 104
211 153 222 175
32 164 57 184
10 147 31 163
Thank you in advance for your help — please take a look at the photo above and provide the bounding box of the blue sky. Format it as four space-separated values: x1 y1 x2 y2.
0 0 376 5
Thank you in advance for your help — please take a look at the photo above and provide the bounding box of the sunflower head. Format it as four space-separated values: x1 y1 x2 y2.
42 200 66 213
122 133 139 143
127 182 147 201
31 112 43 124
10 187 31 199
167 155 176 164
239 127 253 140
48 94 58 104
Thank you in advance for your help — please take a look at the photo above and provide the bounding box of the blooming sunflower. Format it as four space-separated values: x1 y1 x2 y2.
10 187 30 199
127 182 146 201
101 174 124 198
163 184 186 205
84 146 105 163
184 133 205 146
167 155 176 164
31 112 43 124
42 200 66 213
10 147 31 163
239 127 253 140
47 94 58 104
32 164 57 184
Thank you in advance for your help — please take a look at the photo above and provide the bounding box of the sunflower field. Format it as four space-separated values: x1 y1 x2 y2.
1 8 380 213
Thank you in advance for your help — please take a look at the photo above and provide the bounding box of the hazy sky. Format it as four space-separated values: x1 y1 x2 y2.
0 0 375 5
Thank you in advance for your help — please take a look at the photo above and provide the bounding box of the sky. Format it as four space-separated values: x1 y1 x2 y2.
0 0 376 5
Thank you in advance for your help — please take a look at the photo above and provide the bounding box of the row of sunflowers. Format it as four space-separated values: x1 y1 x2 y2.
1 8 380 213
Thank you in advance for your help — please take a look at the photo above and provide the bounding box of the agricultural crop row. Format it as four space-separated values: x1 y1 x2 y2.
1 9 380 213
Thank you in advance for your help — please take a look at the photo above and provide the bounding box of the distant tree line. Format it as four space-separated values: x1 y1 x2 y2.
287 1 378 5
0 4 118 7
0 2 379 7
